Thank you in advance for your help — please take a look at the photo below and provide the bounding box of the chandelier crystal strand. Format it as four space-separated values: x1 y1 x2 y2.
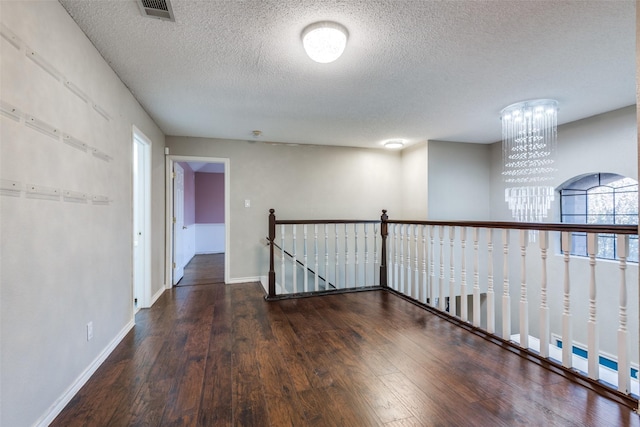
501 100 558 225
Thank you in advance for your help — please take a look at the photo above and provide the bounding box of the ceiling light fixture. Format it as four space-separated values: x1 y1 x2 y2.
501 99 558 223
384 140 404 149
301 21 348 63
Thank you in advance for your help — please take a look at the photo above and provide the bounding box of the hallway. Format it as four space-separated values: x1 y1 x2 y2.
177 253 225 287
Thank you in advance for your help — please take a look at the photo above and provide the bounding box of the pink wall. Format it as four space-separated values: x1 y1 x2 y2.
195 172 225 223
178 162 196 226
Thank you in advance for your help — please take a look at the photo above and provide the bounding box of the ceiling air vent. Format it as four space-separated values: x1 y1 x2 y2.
136 0 175 22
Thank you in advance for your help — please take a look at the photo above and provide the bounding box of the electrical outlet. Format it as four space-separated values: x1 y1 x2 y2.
87 321 93 341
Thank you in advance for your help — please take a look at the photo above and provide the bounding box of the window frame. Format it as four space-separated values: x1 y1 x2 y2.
559 173 638 262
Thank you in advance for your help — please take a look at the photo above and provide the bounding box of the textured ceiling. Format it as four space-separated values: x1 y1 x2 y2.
58 0 636 149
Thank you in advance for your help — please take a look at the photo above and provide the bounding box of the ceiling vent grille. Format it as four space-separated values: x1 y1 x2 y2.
137 0 175 22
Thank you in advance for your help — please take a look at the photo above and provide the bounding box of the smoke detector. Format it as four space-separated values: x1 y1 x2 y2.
136 0 175 22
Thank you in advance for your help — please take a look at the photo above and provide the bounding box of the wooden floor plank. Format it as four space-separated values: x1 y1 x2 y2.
51 254 640 427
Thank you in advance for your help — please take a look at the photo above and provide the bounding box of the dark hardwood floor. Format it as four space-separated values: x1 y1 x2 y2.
52 268 639 426
176 253 225 287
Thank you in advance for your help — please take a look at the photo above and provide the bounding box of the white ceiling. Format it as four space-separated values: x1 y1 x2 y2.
59 0 636 149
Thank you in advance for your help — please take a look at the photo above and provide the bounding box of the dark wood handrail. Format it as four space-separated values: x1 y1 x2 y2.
273 216 637 235
386 220 638 235
275 219 381 225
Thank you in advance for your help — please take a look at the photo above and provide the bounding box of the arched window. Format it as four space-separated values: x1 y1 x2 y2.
559 173 638 262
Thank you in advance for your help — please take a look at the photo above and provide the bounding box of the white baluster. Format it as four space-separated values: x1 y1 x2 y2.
429 225 435 307
406 224 412 296
364 223 369 286
539 230 550 358
561 231 572 368
292 225 297 293
587 233 598 380
473 228 481 327
449 226 456 316
314 224 319 292
502 230 511 340
373 224 379 286
394 224 399 290
487 228 495 334
344 224 349 288
519 230 529 349
460 227 467 322
414 225 419 301
400 224 405 294
334 224 339 289
324 224 329 290
354 224 359 287
439 226 445 311
617 234 630 393
303 224 308 293
281 224 286 293
422 225 428 304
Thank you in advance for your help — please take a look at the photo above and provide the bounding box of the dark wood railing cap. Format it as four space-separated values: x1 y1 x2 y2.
386 220 637 235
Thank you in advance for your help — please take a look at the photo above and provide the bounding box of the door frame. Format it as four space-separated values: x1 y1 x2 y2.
165 154 231 288
172 162 186 284
132 126 152 309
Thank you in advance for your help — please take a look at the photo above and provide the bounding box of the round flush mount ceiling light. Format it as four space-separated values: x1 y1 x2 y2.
301 21 348 63
384 140 405 149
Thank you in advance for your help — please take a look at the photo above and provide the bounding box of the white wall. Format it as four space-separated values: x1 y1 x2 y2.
401 141 428 219
195 223 225 254
0 2 165 426
166 137 404 282
427 140 492 220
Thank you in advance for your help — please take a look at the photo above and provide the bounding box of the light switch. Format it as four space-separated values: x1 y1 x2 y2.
244 199 250 208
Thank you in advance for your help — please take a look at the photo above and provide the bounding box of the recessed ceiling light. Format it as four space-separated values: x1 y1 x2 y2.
301 21 348 63
384 140 404 149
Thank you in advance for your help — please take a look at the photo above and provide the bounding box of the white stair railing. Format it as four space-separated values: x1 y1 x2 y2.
381 218 638 405
267 210 639 408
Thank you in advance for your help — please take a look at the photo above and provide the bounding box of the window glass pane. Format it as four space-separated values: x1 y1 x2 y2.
587 214 614 224
587 189 613 221
561 194 586 217
630 237 639 262
563 215 587 224
570 233 587 257
615 190 639 217
610 177 638 188
597 234 615 259
615 214 638 225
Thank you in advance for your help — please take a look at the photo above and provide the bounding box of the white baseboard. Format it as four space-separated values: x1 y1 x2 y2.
150 286 165 306
34 319 135 427
226 276 261 285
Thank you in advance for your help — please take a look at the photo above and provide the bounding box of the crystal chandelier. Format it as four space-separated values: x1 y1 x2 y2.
501 99 558 222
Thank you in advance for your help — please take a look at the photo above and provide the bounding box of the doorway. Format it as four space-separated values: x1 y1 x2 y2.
166 155 230 288
133 127 151 310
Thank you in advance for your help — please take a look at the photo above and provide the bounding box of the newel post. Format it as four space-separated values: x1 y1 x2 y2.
268 209 276 298
380 210 388 287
